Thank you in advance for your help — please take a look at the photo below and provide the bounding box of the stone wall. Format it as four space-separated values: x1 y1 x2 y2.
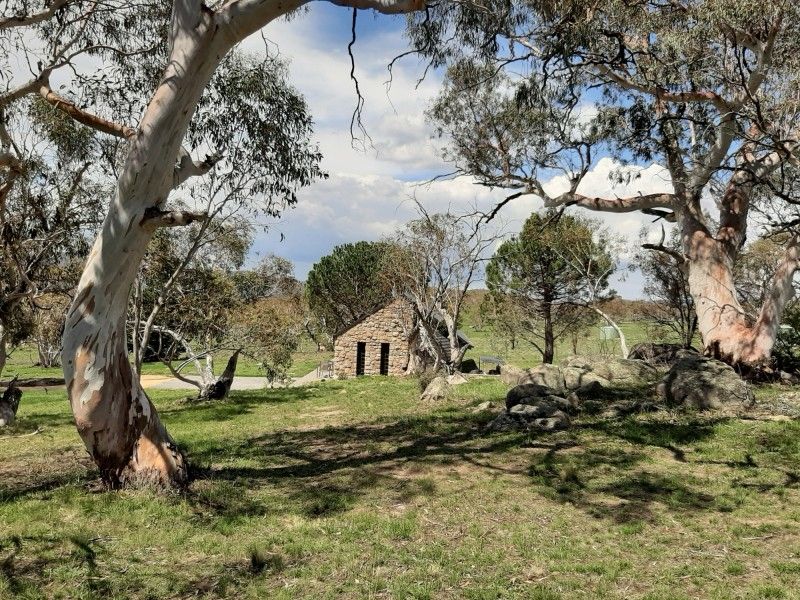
334 299 413 377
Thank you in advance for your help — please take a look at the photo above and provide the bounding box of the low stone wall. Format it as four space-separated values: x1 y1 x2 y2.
334 300 412 377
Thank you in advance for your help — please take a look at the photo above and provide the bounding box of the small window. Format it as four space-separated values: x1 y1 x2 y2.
356 342 366 376
379 343 390 376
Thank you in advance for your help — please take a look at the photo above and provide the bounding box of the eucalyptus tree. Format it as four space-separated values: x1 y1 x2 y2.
5 0 424 488
414 0 800 367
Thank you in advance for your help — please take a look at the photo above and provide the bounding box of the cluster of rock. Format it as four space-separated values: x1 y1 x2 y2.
487 356 661 432
500 356 659 392
484 348 759 432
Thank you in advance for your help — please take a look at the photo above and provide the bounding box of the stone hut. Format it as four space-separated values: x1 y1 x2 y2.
333 299 414 377
334 299 473 377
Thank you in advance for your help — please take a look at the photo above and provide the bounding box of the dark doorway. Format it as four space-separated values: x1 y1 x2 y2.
379 343 390 375
356 342 366 376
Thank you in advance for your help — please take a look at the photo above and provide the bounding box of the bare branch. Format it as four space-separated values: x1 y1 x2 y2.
545 191 675 213
39 85 136 139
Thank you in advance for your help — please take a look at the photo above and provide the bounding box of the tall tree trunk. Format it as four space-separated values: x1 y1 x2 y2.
542 303 554 364
61 4 231 488
682 216 800 365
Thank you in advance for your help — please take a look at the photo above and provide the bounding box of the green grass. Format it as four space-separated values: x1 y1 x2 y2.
461 320 686 368
3 338 332 381
1 376 800 598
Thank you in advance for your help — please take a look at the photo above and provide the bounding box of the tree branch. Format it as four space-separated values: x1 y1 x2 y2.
545 191 675 213
140 208 209 229
39 85 135 139
173 147 221 188
0 0 72 30
217 0 423 46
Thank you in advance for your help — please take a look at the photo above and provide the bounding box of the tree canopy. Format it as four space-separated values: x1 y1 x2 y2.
412 0 800 366
486 210 615 363
306 241 395 336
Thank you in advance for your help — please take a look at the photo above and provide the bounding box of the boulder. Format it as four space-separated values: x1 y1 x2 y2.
420 376 450 402
506 383 559 410
576 378 610 398
562 357 658 384
628 343 697 365
600 358 659 383
488 396 572 432
561 356 594 371
447 373 469 386
657 355 754 410
485 412 522 432
532 410 571 431
519 364 567 394
500 364 526 386
515 394 579 415
564 367 609 391
510 403 554 419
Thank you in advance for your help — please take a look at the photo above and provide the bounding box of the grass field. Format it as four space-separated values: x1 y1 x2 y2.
2 376 800 599
0 319 662 385
2 338 333 381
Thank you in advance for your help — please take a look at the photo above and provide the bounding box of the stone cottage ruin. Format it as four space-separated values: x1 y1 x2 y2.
333 298 471 377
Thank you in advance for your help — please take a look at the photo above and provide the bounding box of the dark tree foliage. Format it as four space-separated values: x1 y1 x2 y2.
486 210 611 363
306 241 394 336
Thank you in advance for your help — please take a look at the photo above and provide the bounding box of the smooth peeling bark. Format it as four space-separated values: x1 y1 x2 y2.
681 216 800 366
62 4 236 487
62 0 425 488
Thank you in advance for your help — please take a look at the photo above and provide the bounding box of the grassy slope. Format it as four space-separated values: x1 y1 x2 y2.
1 378 800 599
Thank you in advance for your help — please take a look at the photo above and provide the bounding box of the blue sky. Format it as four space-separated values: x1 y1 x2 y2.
239 4 676 298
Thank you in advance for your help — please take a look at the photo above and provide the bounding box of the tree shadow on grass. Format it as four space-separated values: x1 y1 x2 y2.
158 386 318 425
187 407 524 520
524 438 719 523
0 534 112 598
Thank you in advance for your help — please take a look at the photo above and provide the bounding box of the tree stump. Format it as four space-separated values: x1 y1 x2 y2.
0 377 22 427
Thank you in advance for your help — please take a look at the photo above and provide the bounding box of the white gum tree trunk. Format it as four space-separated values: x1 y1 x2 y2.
681 207 800 366
61 0 424 488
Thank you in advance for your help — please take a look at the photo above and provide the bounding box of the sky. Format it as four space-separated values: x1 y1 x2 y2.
5 3 677 298
240 4 676 298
